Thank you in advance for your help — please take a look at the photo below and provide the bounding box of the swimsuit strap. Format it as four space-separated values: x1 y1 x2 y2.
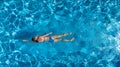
36 36 39 40
35 36 40 42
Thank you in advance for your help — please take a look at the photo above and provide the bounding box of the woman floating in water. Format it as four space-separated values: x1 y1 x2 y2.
23 32 75 43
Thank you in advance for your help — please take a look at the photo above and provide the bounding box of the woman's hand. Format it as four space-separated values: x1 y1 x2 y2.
49 32 53 34
43 32 53 36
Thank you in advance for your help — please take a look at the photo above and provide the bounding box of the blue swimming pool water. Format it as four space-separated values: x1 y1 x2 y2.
0 0 120 67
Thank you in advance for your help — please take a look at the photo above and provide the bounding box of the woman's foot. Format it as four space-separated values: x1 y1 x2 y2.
63 32 72 36
70 37 75 41
62 37 75 42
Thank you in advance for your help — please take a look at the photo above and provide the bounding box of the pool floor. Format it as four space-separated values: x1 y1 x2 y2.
0 0 120 67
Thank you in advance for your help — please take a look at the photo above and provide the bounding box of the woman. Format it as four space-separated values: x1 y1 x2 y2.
23 32 75 43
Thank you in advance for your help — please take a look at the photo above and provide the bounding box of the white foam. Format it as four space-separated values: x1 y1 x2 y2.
5 60 10 64
4 2 9 6
12 32 16 36
4 7 8 11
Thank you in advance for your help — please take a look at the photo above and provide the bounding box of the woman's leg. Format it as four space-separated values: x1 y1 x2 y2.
62 37 75 42
53 38 62 42
53 37 75 42
52 32 72 39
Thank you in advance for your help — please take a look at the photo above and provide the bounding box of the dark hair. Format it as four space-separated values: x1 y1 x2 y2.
32 37 38 42
32 38 36 41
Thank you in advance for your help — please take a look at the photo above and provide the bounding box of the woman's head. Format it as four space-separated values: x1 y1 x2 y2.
32 37 38 42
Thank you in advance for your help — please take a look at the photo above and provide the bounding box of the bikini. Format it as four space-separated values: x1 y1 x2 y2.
35 37 39 42
35 36 54 42
49 37 54 42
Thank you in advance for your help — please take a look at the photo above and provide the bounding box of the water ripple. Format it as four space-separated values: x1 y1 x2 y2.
0 0 120 67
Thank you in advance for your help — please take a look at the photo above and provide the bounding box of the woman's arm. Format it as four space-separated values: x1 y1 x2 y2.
22 39 31 42
43 32 53 37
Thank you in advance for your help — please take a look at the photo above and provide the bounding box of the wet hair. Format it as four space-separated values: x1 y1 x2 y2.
32 37 38 42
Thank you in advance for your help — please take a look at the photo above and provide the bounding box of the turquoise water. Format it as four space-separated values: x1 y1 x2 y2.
0 0 120 67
